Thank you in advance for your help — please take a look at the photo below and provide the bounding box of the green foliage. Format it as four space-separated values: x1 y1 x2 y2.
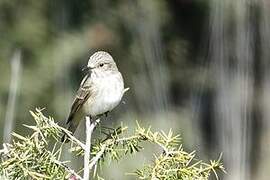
0 109 69 179
90 123 225 179
0 109 225 179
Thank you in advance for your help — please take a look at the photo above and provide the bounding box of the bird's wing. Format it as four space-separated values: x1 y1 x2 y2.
66 74 92 124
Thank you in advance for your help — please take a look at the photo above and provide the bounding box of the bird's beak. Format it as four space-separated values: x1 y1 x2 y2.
82 66 92 72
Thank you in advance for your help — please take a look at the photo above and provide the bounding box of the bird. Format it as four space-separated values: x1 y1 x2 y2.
61 51 128 142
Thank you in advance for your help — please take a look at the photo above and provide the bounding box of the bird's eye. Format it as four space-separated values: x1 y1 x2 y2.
99 63 104 67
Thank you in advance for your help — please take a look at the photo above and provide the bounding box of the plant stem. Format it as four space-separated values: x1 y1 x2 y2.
83 117 98 180
89 144 106 170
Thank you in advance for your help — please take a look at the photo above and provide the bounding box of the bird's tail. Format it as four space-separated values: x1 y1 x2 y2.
61 115 82 143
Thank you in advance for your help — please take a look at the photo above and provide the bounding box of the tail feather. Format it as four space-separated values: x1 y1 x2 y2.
61 133 69 143
61 115 81 143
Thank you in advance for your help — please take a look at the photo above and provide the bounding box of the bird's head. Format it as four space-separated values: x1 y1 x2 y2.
82 51 118 73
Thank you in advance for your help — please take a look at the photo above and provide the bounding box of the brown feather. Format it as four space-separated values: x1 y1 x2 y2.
61 73 92 142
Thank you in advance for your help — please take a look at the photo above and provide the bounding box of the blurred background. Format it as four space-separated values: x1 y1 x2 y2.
1 0 270 179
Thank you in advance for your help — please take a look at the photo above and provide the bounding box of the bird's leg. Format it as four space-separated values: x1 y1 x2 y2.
104 111 109 121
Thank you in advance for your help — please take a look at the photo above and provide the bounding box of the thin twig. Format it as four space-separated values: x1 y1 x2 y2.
60 128 86 150
89 143 106 170
54 160 82 180
116 135 139 142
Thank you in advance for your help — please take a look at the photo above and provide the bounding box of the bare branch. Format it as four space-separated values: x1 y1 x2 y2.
83 117 99 180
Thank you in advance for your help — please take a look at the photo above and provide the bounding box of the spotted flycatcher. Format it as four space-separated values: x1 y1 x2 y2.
62 51 127 142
